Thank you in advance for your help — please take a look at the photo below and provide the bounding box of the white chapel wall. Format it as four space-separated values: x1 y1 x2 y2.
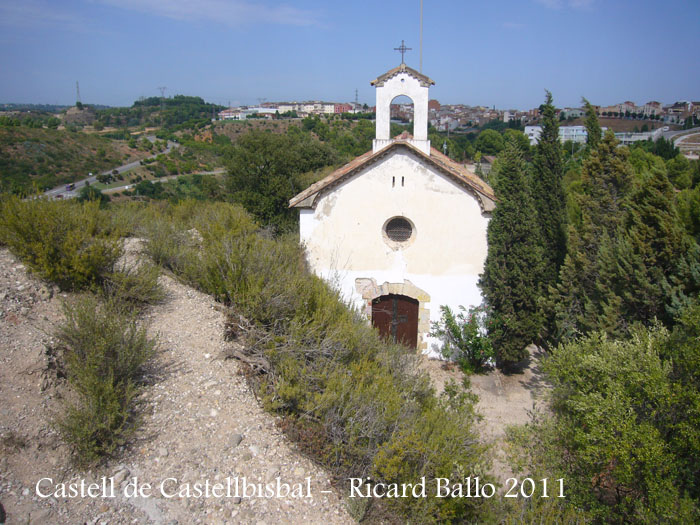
299 149 489 355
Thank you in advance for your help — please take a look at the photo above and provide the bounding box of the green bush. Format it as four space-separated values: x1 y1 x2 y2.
55 295 156 464
106 201 148 238
506 315 700 523
0 195 121 290
102 262 164 308
59 371 138 466
430 305 494 373
138 200 491 522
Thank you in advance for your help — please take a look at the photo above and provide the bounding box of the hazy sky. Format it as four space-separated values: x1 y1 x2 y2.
1 0 698 110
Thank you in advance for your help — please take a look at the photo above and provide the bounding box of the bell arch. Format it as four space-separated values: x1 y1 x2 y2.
389 94 414 135
373 65 431 143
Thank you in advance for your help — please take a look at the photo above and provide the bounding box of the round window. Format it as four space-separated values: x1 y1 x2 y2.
385 217 413 242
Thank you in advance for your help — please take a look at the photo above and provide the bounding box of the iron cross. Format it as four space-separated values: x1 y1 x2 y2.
394 40 412 64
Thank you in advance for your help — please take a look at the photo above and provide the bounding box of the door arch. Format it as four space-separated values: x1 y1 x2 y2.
371 294 419 348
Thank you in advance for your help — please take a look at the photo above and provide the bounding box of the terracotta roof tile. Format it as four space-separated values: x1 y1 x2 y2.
289 138 495 213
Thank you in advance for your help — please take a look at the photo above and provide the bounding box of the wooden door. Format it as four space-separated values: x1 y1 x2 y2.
371 294 419 348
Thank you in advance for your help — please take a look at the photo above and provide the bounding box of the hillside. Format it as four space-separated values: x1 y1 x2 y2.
96 95 223 130
0 126 147 193
0 242 352 524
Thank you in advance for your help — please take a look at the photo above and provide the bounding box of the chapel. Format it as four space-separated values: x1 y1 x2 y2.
289 57 495 355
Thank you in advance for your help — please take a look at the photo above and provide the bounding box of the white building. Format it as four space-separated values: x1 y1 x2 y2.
559 126 590 143
289 62 495 354
525 125 609 145
524 125 542 146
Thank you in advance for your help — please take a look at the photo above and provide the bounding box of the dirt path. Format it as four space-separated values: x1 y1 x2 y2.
420 346 549 479
0 244 353 524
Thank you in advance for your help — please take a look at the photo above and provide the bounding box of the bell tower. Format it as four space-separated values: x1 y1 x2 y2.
370 44 435 155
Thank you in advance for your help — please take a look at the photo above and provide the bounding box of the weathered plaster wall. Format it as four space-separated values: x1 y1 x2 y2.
299 149 489 355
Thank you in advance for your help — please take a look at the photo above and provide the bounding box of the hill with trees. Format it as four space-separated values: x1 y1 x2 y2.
0 122 147 193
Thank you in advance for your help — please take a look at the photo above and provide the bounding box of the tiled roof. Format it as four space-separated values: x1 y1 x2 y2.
289 137 495 213
370 63 435 88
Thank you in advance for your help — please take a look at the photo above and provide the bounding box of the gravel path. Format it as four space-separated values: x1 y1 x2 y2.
0 244 353 524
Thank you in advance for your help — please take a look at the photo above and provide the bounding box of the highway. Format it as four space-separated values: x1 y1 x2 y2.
43 136 179 199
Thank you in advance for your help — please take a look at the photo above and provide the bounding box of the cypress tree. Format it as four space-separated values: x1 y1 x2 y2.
480 138 545 366
620 167 700 325
583 97 602 152
531 91 567 340
547 131 634 342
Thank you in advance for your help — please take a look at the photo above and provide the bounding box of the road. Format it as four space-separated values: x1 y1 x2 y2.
101 168 227 195
662 126 700 141
44 136 179 199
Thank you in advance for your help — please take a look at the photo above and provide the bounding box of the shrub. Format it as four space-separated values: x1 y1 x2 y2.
77 185 110 206
506 317 700 523
0 196 121 290
102 262 164 308
106 201 148 237
139 200 491 522
55 295 156 464
430 305 494 373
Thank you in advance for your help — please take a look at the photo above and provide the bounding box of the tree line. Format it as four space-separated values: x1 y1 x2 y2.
479 91 700 521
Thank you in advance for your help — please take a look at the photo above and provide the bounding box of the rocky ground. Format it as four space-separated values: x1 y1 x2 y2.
0 243 353 524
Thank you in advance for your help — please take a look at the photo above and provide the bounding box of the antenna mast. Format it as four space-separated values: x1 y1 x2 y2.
158 86 167 113
420 0 423 72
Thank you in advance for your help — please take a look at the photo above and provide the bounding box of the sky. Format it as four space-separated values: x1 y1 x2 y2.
1 0 699 110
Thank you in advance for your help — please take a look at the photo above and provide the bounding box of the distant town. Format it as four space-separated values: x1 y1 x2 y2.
216 98 700 150
2 96 699 156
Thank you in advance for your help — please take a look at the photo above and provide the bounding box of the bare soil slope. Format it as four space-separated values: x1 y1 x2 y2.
0 244 352 524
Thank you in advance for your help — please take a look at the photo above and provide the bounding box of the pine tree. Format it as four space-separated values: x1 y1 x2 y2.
547 130 700 343
480 139 545 366
531 91 567 340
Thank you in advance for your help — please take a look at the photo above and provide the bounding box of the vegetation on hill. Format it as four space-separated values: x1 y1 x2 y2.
3 85 700 521
0 124 143 193
0 196 162 465
508 313 700 523
95 95 223 131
